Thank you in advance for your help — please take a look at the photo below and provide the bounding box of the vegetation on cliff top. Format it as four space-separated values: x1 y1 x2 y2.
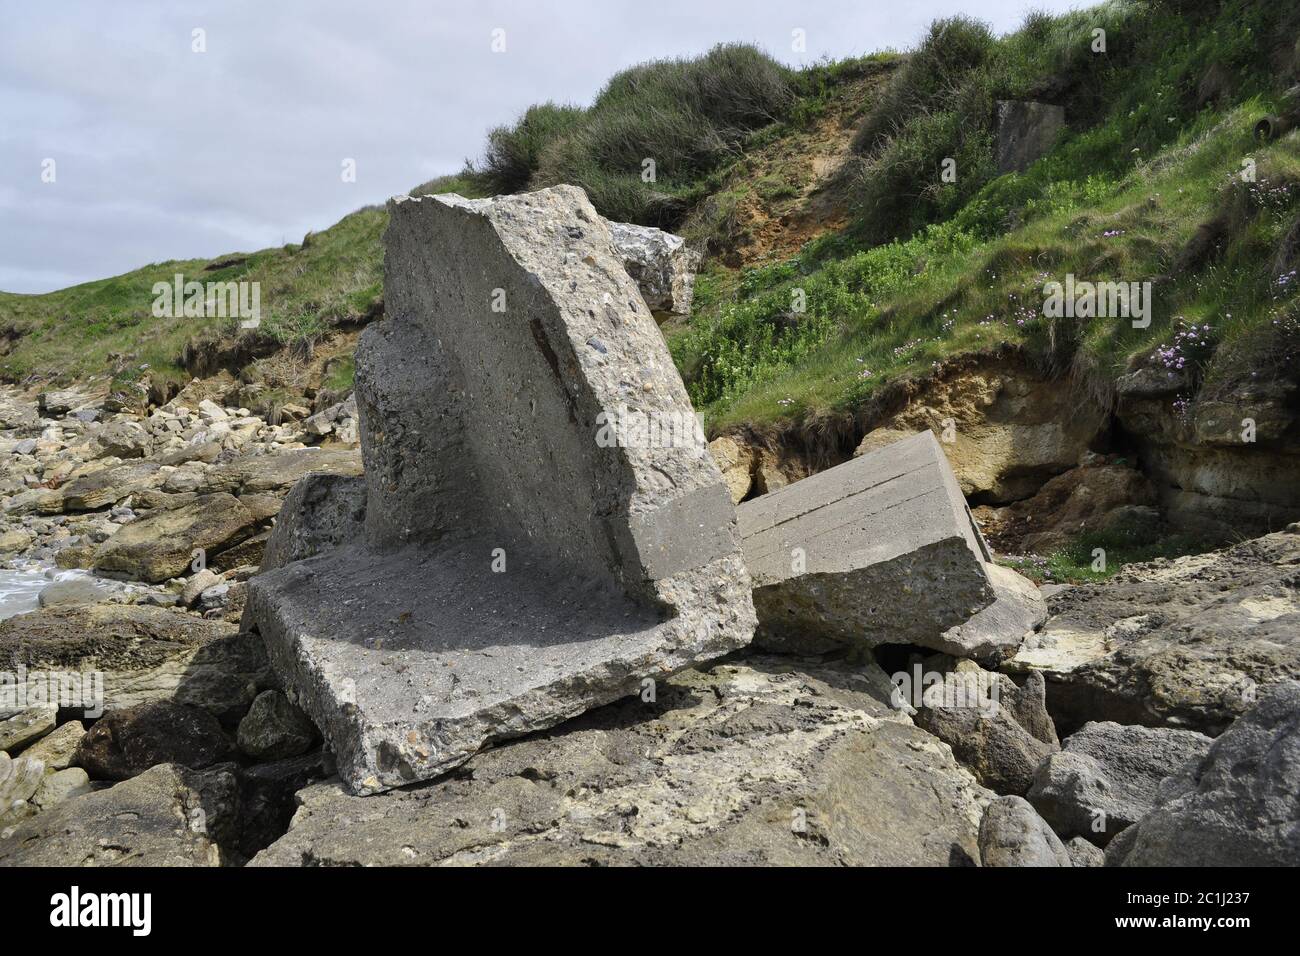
3 0 1299 452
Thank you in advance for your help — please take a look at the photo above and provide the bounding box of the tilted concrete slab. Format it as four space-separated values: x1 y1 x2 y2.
247 186 754 795
738 431 1034 656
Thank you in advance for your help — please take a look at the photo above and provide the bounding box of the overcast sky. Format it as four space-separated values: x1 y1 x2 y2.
0 0 1084 294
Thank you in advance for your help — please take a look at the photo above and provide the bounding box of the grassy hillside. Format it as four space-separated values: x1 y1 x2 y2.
4 0 1299 451
670 0 1300 431
0 170 486 399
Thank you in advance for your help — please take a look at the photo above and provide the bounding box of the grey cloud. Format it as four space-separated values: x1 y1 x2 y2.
0 0 1084 293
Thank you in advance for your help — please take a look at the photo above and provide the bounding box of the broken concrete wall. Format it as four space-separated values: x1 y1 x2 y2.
247 186 754 795
738 431 1042 659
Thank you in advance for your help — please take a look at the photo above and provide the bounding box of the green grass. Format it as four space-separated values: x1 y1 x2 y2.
1001 528 1222 584
0 173 489 386
670 0 1300 434
490 43 798 225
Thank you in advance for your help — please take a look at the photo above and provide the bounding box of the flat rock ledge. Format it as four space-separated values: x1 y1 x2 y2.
247 186 755 795
253 656 993 866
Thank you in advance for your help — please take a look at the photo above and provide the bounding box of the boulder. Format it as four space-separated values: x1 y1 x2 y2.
201 446 363 495
1008 526 1300 735
20 720 85 771
1106 681 1300 866
93 419 151 459
32 767 92 810
606 220 701 318
0 752 45 828
75 700 236 781
913 663 1059 795
209 530 270 572
0 527 33 554
236 689 317 760
708 435 757 504
1066 835 1105 867
995 100 1066 174
93 492 259 582
37 575 121 608
978 795 1072 866
256 472 366 574
37 389 88 417
1028 720 1212 845
246 186 755 795
252 656 993 866
0 763 240 866
739 431 1007 654
0 706 56 752
0 604 270 720
180 568 221 608
60 461 163 512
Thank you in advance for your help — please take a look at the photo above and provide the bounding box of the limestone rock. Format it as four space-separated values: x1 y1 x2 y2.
1107 681 1300 866
976 458 1160 555
1066 835 1105 867
854 358 1106 504
33 767 92 810
237 690 317 760
1008 526 1300 735
0 604 269 720
94 492 258 582
181 568 221 608
93 419 151 459
201 446 363 495
913 662 1058 795
75 700 235 781
38 389 88 417
978 795 1072 866
247 186 755 794
21 720 85 771
996 100 1066 174
60 461 163 512
0 706 56 753
0 527 33 554
0 763 240 866
37 576 121 608
252 657 992 866
708 435 756 504
739 431 1000 654
1117 367 1300 538
0 752 45 828
1028 720 1212 845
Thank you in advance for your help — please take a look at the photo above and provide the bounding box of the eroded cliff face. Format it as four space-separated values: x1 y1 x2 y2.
1114 364 1300 538
712 349 1299 551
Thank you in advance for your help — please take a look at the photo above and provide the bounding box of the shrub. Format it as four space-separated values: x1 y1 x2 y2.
480 103 584 194
526 43 795 224
850 16 996 157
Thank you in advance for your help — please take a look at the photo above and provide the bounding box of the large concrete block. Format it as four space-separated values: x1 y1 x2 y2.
739 431 1032 656
247 186 754 795
996 100 1066 174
